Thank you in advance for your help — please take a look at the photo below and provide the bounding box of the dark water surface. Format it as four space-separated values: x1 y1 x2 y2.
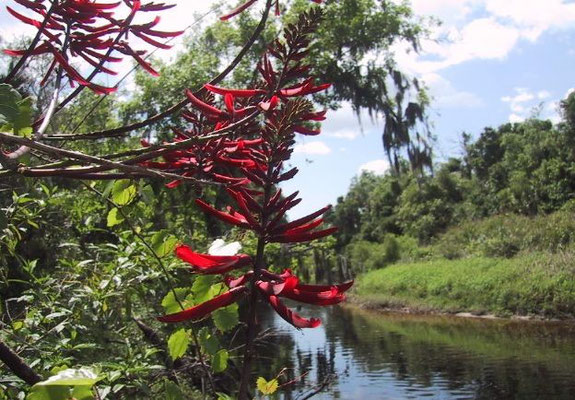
255 304 575 399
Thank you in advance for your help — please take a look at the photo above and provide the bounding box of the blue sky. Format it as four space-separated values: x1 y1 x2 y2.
2 0 575 219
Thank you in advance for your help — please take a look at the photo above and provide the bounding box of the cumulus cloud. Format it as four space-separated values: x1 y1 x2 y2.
423 73 483 108
395 0 575 76
321 102 378 141
293 141 332 155
358 159 390 176
501 87 567 123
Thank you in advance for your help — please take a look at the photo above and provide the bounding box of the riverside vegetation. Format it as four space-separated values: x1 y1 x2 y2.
334 109 575 318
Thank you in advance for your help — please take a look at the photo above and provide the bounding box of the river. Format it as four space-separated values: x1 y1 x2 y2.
255 303 575 399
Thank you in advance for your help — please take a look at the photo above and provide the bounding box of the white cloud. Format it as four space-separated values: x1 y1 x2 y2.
322 102 378 140
395 0 575 76
330 130 360 140
293 141 331 155
423 73 483 108
501 87 567 123
358 159 390 176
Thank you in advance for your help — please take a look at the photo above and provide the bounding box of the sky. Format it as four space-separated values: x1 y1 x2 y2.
2 0 575 219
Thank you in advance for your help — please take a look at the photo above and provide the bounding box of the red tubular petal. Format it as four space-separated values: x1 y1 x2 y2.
270 227 338 243
276 167 298 182
227 188 260 230
175 244 252 274
14 0 46 10
284 218 324 235
303 110 327 121
157 286 247 323
6 6 42 28
195 199 249 228
267 295 321 329
282 286 345 305
272 205 331 234
258 95 279 111
225 271 254 288
257 280 286 295
185 89 226 118
205 84 266 97
220 0 258 21
224 93 235 114
294 125 320 136
132 30 172 49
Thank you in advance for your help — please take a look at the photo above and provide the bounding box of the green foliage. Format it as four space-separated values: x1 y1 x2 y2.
212 303 239 332
106 207 124 227
28 368 100 400
211 349 229 373
111 180 138 206
168 329 190 361
355 251 575 317
256 376 279 395
0 83 33 137
151 231 178 258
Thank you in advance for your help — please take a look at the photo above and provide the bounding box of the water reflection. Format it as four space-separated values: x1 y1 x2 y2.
255 303 575 399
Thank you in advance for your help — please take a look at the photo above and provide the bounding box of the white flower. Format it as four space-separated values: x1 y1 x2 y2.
208 238 241 256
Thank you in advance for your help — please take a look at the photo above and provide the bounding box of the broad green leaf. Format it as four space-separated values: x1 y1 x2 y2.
36 368 99 386
111 180 137 206
212 303 239 332
198 327 220 356
256 377 279 395
161 288 193 314
216 393 233 400
28 368 100 400
167 328 189 360
71 385 93 400
151 231 178 258
164 380 185 400
27 385 70 400
212 349 228 373
191 275 218 304
0 84 33 137
106 208 124 227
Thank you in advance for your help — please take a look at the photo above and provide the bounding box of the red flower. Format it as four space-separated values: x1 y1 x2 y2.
175 244 252 274
157 286 247 323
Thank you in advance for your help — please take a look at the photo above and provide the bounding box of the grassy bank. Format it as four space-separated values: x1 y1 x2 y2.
354 251 575 318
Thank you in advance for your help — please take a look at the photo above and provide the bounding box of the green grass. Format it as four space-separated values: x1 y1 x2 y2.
354 251 575 318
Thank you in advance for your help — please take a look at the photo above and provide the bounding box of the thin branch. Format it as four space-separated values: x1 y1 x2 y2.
2 1 58 84
0 340 42 385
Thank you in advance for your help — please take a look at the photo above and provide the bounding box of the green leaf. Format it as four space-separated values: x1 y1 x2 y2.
37 368 100 386
216 393 234 400
27 385 70 400
212 303 239 332
0 84 32 137
106 208 124 227
164 380 185 400
191 275 218 304
256 377 279 395
167 328 190 361
111 180 137 206
27 368 100 400
198 327 220 356
212 349 229 373
151 231 178 258
71 385 94 400
161 288 193 314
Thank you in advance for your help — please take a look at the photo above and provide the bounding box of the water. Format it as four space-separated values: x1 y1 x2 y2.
255 303 575 399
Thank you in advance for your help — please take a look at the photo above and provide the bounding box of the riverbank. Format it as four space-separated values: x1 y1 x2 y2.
352 251 575 319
